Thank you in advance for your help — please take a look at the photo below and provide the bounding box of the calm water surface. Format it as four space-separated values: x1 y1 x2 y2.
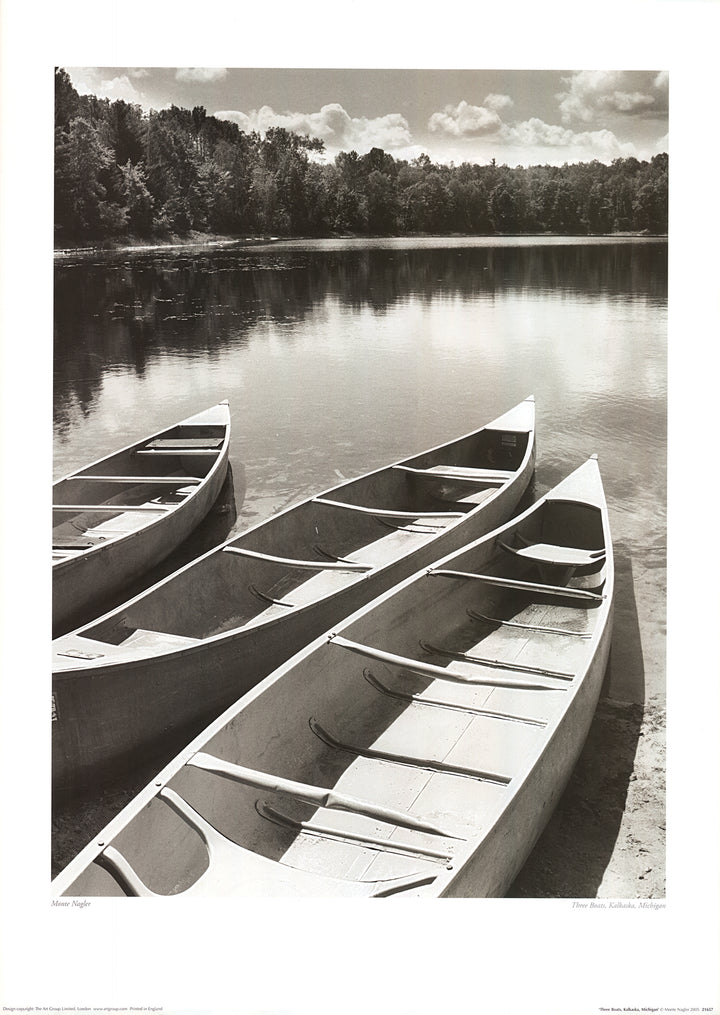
52 236 667 882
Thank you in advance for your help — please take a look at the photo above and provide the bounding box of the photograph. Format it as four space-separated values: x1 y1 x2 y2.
49 65 668 902
1 1 718 1013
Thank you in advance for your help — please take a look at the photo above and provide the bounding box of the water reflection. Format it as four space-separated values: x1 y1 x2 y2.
54 241 666 435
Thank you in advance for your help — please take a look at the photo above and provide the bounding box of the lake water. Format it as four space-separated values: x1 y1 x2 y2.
52 235 667 885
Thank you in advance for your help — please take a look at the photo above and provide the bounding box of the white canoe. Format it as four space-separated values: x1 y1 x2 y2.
52 397 535 795
52 455 613 899
53 401 232 633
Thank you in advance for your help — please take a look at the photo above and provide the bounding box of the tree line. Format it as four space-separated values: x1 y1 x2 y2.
54 68 669 244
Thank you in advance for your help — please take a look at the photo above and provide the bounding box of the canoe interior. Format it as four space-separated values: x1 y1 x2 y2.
58 491 610 898
62 426 531 647
52 422 226 558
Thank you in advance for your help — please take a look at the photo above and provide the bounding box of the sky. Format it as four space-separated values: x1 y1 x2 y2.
64 67 669 167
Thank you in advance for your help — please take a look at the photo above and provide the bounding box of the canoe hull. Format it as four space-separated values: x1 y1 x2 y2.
52 440 534 797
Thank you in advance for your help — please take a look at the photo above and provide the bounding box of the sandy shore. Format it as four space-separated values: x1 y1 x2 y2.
508 694 666 898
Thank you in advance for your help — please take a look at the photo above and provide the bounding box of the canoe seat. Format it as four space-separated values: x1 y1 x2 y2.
394 464 514 484
144 437 224 450
499 539 605 568
53 536 95 550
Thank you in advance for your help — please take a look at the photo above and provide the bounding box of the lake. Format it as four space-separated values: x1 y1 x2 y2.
52 235 667 889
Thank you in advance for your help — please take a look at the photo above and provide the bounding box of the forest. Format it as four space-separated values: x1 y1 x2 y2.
54 68 669 245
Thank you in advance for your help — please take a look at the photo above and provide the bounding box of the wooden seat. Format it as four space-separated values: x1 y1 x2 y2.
144 437 224 450
499 539 605 568
394 464 514 484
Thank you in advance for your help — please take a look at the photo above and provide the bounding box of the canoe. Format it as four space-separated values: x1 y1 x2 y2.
52 397 535 796
52 401 232 634
52 455 613 899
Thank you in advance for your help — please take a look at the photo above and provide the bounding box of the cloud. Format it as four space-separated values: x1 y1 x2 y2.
214 102 414 154
501 117 637 161
69 70 149 107
557 70 668 124
484 93 514 113
428 99 502 137
175 67 228 83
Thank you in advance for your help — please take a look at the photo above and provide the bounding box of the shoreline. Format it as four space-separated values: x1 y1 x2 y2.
53 230 667 256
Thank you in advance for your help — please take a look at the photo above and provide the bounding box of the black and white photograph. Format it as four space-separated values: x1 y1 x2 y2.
1 0 718 1013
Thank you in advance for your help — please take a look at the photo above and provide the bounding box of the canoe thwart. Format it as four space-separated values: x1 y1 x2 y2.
53 504 172 513
427 569 605 602
313 497 465 519
328 634 565 690
223 546 371 572
70 475 203 484
187 752 459 838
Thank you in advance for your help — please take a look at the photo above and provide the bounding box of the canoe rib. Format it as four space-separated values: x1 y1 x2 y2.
308 717 512 786
467 608 592 639
362 670 547 727
255 801 453 862
418 640 575 680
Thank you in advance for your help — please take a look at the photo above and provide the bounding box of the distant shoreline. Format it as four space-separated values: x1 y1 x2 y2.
54 230 667 256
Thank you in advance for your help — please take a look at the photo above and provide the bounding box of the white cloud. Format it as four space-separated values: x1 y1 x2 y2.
175 68 228 83
484 93 514 113
428 100 502 137
69 70 149 107
214 102 414 154
501 117 636 161
557 70 668 124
